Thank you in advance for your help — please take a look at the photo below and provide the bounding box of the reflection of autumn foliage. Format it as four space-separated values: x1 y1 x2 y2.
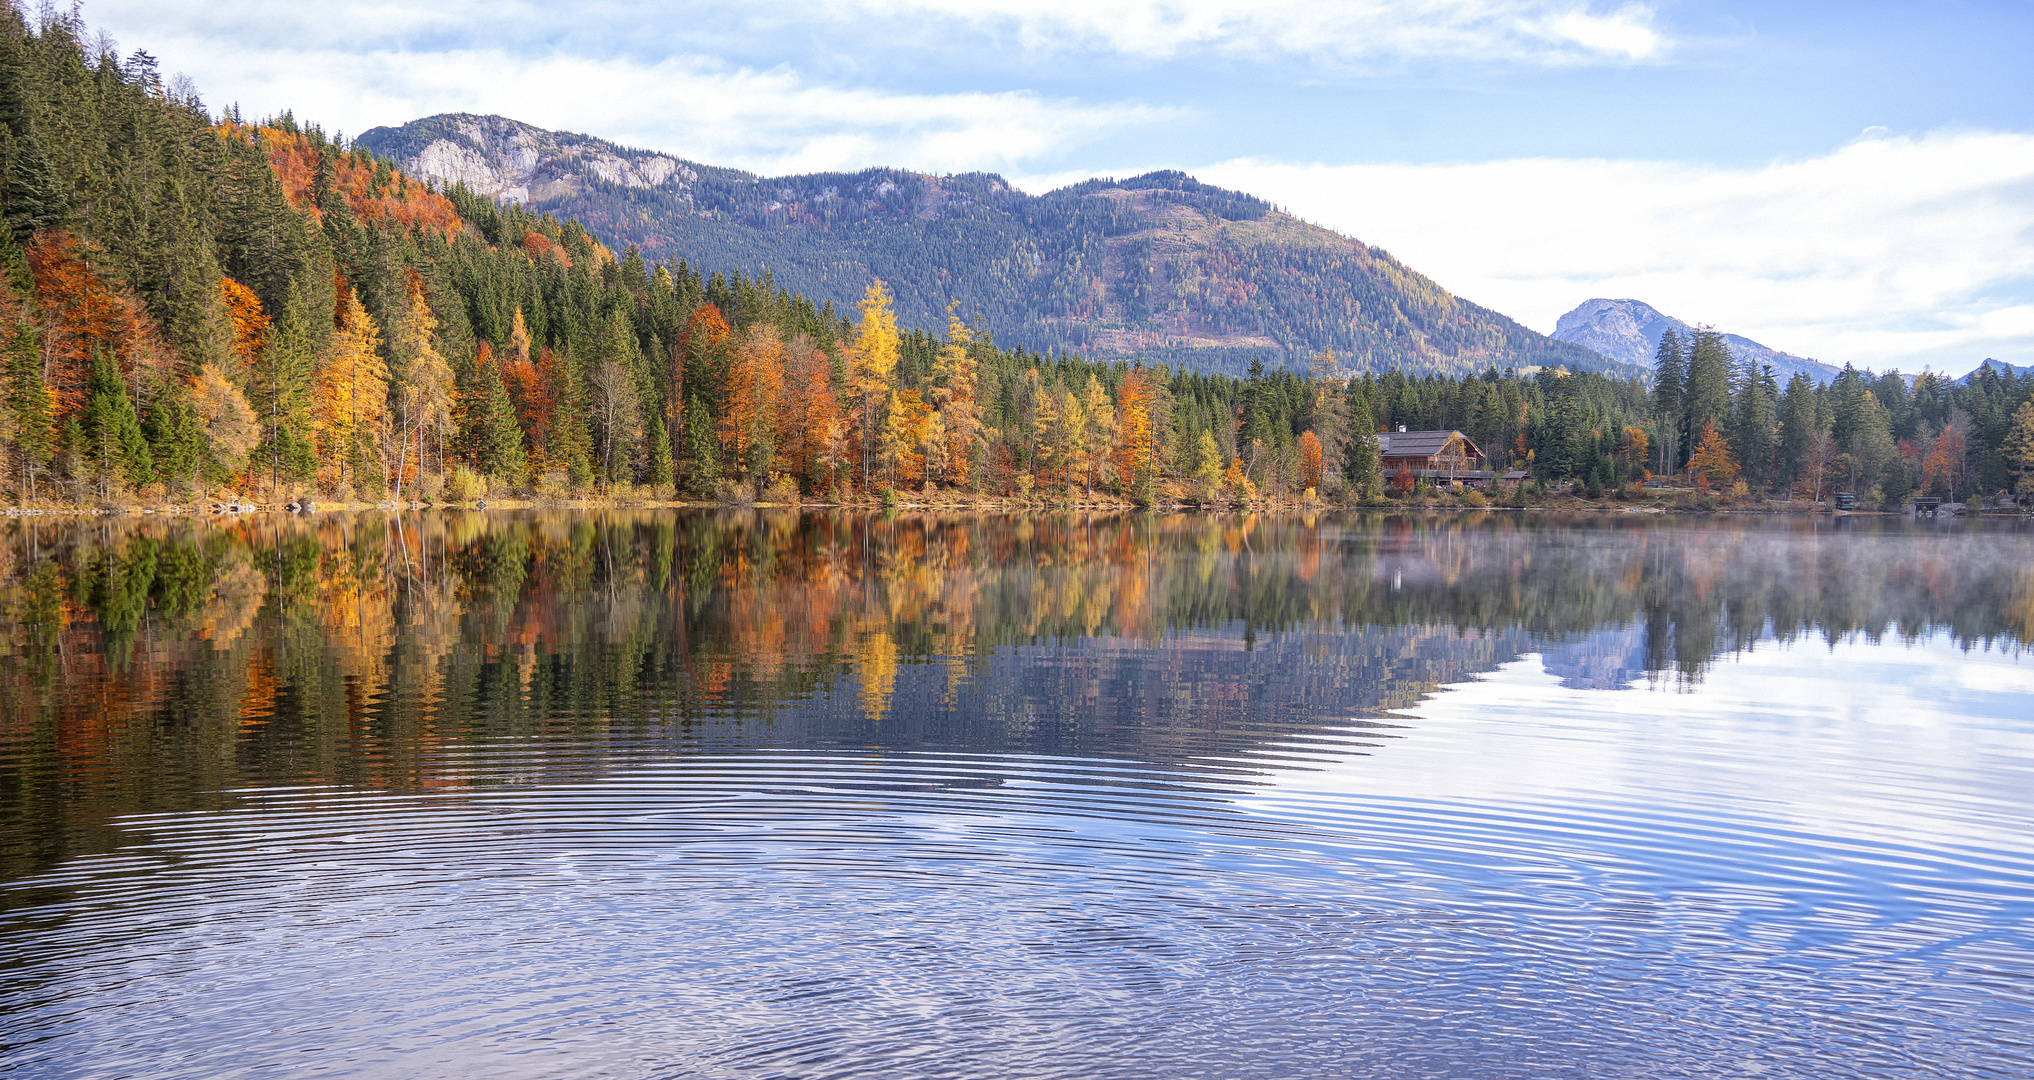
3 508 2031 867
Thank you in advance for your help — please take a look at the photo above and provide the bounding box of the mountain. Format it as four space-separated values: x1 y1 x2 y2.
356 114 1628 378
1552 298 1842 385
1957 358 2034 386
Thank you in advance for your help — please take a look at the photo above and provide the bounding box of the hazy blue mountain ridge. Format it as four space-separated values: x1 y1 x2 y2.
1554 298 1843 385
358 113 1631 378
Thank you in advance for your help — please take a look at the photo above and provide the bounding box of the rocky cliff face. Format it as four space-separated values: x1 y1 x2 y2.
1554 298 1842 384
360 114 710 205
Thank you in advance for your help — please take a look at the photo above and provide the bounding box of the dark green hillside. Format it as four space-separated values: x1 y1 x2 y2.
358 114 1623 378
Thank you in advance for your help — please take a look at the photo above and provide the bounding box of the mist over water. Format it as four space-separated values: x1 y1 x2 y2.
1 510 2029 1078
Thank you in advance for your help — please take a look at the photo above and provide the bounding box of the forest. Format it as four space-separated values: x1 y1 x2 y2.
0 7 2029 512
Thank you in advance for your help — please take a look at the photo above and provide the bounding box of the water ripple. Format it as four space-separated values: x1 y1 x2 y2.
3 745 2028 1080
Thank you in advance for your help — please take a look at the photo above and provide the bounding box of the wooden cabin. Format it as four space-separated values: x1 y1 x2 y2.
1376 429 1488 482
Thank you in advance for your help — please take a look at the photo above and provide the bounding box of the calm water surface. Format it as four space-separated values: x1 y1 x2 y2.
0 511 2029 1078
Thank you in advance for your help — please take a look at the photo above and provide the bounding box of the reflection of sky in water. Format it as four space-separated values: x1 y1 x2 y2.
4 514 2032 1079
1260 631 2033 859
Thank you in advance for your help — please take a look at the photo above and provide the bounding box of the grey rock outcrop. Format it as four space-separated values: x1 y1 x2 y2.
359 114 707 205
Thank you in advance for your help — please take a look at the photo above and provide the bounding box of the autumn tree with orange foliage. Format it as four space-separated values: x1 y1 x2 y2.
1297 430 1324 492
721 328 786 483
1921 425 1968 500
27 232 170 417
1686 420 1740 489
776 336 844 493
1113 370 1157 498
218 278 270 378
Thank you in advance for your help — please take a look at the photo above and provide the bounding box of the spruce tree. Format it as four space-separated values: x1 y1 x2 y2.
469 368 528 483
5 133 65 240
1731 361 1778 492
5 321 53 501
144 381 208 495
1682 329 1735 467
81 351 153 497
550 354 595 489
643 410 675 491
682 395 720 494
1343 418 1384 503
1650 328 1685 473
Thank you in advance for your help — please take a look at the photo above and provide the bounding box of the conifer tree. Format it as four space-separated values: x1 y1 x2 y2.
2004 399 2034 496
1650 328 1685 473
80 350 152 497
1683 329 1735 466
5 134 64 240
849 281 899 481
144 380 207 495
682 395 719 493
928 304 984 487
643 410 674 491
5 321 54 500
464 347 527 483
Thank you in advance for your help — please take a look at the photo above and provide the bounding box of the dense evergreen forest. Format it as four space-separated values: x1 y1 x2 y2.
358 114 1622 379
0 10 2027 510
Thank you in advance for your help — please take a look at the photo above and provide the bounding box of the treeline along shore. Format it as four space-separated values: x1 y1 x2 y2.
0 7 2028 518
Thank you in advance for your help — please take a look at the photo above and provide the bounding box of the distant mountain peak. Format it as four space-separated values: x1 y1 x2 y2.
1553 298 1841 384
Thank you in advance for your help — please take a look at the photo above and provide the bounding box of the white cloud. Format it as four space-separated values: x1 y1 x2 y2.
88 41 1169 177
848 0 1667 65
1198 131 2034 372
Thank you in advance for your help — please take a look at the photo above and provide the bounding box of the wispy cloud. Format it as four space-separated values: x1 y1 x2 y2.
842 0 1669 65
88 42 1171 177
1198 130 2034 372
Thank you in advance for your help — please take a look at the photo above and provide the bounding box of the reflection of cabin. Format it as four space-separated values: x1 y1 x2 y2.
1376 428 1516 486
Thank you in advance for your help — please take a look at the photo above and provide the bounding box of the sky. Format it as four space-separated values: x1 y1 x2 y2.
88 0 2034 374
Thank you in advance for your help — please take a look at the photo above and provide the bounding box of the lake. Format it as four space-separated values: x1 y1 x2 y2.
1 510 2029 1079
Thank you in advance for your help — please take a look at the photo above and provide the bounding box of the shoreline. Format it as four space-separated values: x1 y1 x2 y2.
1 497 2020 519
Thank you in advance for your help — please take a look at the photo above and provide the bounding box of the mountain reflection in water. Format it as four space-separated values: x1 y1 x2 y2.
0 510 2029 1080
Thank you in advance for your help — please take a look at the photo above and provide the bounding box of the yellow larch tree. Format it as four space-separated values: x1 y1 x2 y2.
929 302 984 487
849 280 900 484
1079 373 1115 492
389 273 454 497
314 287 388 493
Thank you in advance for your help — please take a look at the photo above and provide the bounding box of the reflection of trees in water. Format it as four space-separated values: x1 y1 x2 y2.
0 510 2027 879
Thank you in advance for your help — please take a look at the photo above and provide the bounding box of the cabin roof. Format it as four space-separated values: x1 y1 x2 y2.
1377 430 1482 459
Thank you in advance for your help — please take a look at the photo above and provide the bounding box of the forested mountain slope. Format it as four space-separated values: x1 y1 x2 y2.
358 114 1626 378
